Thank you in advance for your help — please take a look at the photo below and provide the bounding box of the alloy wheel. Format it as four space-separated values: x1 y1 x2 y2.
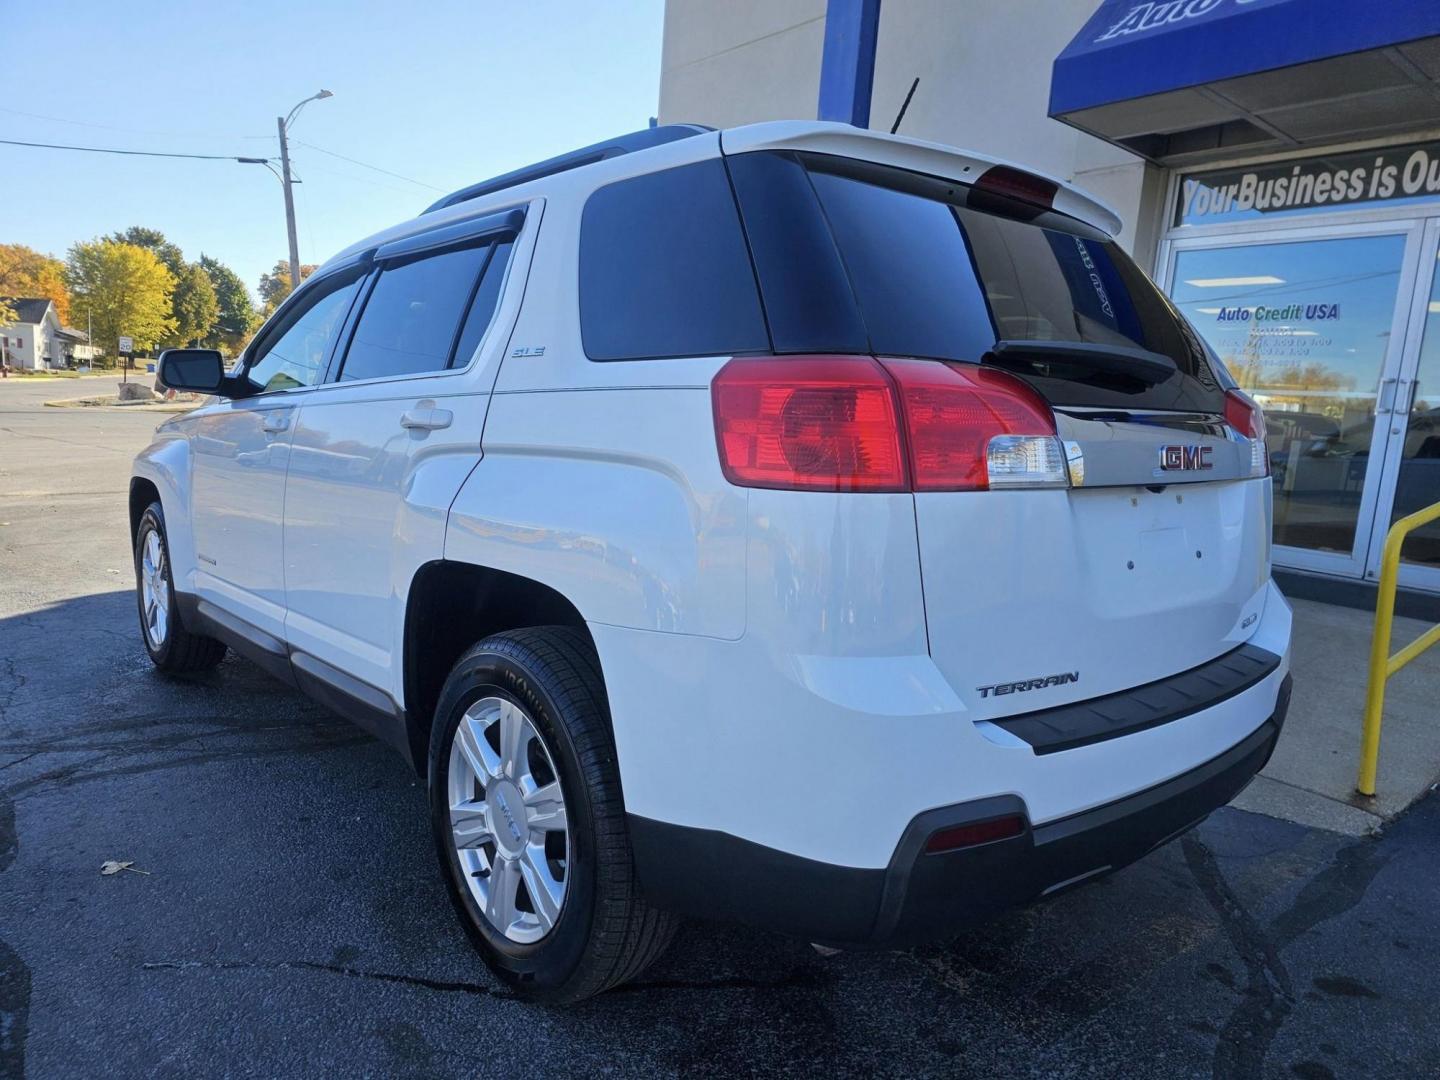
140 529 170 649
448 695 570 943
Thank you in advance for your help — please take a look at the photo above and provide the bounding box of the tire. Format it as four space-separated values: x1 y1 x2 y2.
428 626 676 1003
134 501 226 674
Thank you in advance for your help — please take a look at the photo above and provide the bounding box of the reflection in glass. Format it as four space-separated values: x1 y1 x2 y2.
1392 250 1440 569
1172 235 1407 558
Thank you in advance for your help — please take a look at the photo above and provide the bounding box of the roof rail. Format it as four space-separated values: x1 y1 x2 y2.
423 123 714 214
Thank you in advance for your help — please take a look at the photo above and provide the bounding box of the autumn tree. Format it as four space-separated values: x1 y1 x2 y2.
197 254 259 353
0 244 71 323
258 259 317 315
169 263 219 348
65 240 176 362
108 226 186 279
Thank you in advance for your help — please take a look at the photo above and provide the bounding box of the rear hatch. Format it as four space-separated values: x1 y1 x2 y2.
725 148 1272 715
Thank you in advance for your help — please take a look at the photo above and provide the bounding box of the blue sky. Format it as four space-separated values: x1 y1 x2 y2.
2 0 664 299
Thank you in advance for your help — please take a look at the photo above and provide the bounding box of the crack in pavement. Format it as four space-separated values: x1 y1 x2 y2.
1183 834 1389 1080
142 959 511 1000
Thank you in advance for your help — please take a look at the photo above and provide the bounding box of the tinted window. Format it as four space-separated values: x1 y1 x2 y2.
451 240 513 370
246 271 362 393
339 243 491 382
807 167 996 364
725 151 869 354
730 152 1226 412
580 159 769 360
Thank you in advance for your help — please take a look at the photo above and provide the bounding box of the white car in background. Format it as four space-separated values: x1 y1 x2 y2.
131 121 1293 1002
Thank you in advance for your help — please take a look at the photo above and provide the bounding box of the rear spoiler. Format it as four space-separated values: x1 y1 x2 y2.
719 121 1123 238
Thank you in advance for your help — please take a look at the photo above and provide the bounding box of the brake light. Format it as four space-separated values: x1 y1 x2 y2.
972 165 1058 210
712 356 1068 493
883 359 1067 491
711 356 907 492
1224 388 1269 478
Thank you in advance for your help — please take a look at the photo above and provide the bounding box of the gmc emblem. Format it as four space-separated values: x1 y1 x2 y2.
1160 445 1213 471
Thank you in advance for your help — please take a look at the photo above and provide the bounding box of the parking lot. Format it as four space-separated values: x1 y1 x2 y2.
1 376 1437 1079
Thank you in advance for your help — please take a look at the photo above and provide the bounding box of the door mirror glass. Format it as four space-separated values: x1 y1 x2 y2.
157 349 225 394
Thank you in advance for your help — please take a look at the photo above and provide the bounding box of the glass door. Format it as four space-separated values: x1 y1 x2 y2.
1369 219 1440 592
1166 222 1426 579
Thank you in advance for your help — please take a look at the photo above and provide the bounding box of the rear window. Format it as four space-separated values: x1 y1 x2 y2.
579 159 769 361
727 151 1226 413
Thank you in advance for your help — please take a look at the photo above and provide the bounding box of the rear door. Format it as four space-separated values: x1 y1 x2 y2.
727 151 1271 714
282 209 526 721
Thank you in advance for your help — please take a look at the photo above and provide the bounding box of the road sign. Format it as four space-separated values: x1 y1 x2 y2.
118 336 134 355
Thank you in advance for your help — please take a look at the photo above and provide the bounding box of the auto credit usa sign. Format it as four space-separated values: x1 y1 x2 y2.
1096 0 1274 41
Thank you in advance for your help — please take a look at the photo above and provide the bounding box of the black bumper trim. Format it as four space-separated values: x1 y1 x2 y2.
629 674 1290 947
991 643 1282 755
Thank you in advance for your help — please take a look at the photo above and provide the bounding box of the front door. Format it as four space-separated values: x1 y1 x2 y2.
1168 222 1427 579
189 269 364 639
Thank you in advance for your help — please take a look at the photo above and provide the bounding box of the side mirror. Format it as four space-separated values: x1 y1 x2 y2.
157 349 226 394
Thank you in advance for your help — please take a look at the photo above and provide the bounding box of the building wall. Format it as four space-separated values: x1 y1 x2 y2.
657 0 1168 264
1 323 42 370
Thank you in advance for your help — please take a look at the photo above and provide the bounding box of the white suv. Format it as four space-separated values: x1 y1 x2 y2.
132 121 1293 1002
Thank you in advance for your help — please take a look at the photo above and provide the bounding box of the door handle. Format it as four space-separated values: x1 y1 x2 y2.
400 407 453 432
1376 377 1398 415
1400 380 1420 415
261 411 291 434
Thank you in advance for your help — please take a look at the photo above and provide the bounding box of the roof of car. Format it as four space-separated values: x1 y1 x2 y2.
322 120 1124 274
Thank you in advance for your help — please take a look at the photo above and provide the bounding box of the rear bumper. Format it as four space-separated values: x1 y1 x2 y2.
630 675 1290 946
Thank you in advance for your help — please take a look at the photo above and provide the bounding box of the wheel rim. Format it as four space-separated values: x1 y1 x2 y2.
448 696 569 944
140 529 170 649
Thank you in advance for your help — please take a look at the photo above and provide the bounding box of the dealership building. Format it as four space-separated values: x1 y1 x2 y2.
658 0 1440 606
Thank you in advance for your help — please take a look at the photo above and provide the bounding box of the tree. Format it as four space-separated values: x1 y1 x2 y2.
169 263 219 348
197 254 259 353
65 240 176 362
108 226 185 280
0 244 72 323
258 259 317 315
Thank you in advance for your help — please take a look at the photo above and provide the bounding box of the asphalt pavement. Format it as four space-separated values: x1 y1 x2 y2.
1 376 1437 1078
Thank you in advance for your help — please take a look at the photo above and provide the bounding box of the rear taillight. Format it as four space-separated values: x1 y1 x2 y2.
711 356 907 492
1224 388 1269 478
883 359 1067 491
712 356 1068 493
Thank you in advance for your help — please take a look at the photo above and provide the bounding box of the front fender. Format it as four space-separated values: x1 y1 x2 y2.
132 419 197 591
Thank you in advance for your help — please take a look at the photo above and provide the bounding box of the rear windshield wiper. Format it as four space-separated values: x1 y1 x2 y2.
987 340 1178 387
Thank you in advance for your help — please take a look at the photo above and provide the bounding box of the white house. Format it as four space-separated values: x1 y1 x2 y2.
0 297 93 370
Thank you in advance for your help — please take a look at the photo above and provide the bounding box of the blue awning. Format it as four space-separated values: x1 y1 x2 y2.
1051 0 1440 162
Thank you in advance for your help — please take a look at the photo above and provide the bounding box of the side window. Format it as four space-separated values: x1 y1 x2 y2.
246 272 362 393
337 242 493 383
450 240 513 370
579 159 769 361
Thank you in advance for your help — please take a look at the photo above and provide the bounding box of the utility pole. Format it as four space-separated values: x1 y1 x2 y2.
269 90 332 294
277 115 302 294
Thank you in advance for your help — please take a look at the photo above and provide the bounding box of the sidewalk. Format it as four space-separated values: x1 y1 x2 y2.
1232 595 1440 835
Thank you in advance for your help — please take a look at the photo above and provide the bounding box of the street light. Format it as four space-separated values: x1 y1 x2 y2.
276 90 333 292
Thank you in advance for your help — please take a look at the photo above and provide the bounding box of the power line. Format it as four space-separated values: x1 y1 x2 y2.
0 136 273 162
291 139 445 191
0 105 257 142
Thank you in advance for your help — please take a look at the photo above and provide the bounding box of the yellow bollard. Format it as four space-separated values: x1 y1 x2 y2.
1356 500 1440 797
